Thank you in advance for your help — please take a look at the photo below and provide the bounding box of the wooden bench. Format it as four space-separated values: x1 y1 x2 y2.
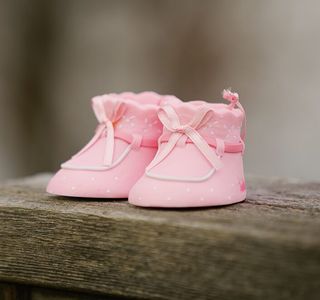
0 174 319 300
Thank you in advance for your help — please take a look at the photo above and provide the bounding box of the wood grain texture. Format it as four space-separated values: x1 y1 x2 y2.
0 174 319 300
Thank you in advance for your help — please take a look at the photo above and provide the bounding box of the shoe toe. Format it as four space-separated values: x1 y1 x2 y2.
46 168 128 198
129 172 246 208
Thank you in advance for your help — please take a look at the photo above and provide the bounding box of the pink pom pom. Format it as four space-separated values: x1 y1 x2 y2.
222 89 239 104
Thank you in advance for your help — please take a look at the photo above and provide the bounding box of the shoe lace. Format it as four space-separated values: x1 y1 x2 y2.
72 97 126 166
145 105 223 175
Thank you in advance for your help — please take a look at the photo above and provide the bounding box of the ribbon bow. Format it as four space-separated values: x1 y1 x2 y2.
146 105 223 173
74 96 126 166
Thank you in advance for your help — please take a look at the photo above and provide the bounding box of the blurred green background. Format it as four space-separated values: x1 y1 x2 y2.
0 0 319 180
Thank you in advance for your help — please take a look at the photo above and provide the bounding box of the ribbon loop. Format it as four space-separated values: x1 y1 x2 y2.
146 105 223 173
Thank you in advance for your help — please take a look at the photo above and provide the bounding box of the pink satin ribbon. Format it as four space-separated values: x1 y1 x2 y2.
74 96 126 166
146 105 223 172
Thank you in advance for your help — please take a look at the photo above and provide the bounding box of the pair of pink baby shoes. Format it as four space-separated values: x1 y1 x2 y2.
47 90 246 208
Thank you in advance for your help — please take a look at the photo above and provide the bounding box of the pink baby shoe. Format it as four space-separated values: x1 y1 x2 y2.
129 89 246 208
47 92 181 198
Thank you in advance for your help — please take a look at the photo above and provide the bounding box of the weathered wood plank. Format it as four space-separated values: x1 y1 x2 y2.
0 174 319 300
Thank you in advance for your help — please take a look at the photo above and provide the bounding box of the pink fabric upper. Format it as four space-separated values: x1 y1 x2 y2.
160 102 245 152
93 91 181 147
67 92 181 168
